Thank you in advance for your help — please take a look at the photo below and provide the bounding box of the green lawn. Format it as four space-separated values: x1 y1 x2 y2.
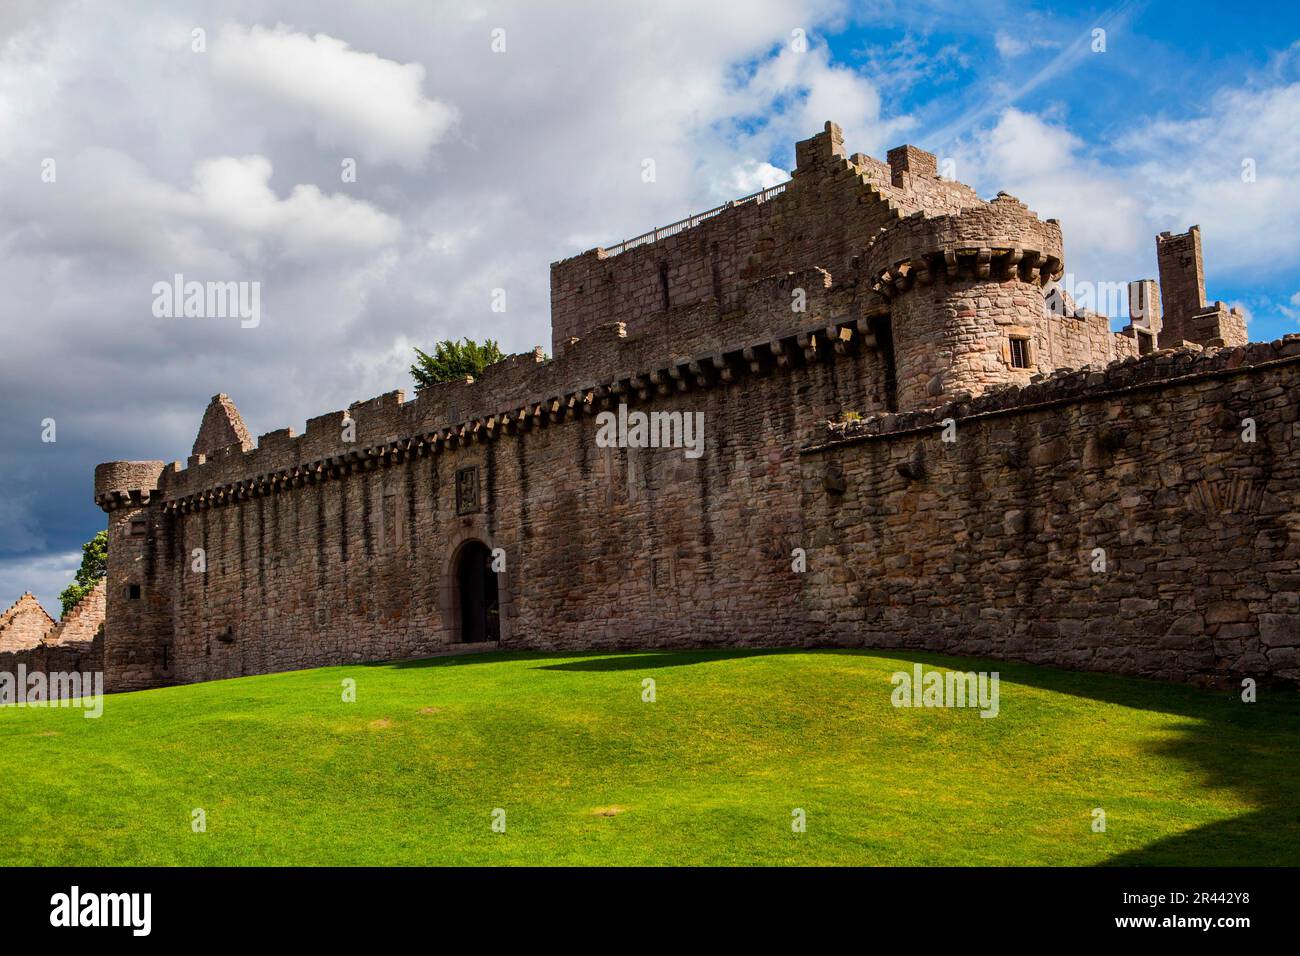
1 648 1297 866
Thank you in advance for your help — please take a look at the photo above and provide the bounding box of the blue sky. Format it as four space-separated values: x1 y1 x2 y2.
0 0 1297 616
783 1 1300 342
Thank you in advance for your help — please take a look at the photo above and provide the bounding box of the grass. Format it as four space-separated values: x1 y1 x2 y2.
1 648 1297 866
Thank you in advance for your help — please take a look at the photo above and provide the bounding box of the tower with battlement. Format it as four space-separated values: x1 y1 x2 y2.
75 120 1298 693
552 122 1132 412
1154 226 1248 349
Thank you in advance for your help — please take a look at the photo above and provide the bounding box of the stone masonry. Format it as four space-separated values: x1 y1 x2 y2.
76 121 1295 692
0 583 105 679
0 593 55 653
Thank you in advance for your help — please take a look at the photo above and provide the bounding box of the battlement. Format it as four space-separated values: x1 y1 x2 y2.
863 193 1064 295
103 302 879 512
100 122 1176 508
94 460 166 511
549 120 982 353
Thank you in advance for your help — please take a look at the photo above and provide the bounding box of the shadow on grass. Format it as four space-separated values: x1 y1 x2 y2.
382 647 800 672
533 648 794 672
864 648 1300 867
378 644 1300 865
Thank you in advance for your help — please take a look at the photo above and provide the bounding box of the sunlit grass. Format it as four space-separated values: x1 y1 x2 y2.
1 649 1296 866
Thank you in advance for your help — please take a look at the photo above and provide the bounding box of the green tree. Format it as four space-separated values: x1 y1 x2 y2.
410 338 506 392
59 529 108 617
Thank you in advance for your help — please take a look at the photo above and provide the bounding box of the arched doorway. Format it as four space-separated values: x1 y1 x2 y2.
455 541 499 643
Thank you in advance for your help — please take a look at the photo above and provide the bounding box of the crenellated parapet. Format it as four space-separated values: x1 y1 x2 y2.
863 194 1064 297
108 307 889 520
94 460 166 512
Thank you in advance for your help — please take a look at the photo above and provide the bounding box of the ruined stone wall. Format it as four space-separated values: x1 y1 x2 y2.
95 328 1300 690
0 593 54 652
504 347 885 651
44 579 105 645
801 338 1300 685
550 194 779 351
1155 226 1248 349
1157 227 1207 345
0 631 104 681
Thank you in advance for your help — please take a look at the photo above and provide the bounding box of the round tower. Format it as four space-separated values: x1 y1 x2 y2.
864 194 1065 410
95 460 173 691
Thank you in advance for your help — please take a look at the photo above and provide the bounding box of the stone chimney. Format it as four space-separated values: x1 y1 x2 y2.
887 145 938 187
794 121 846 173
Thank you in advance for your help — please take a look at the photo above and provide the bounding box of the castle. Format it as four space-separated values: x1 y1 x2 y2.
7 121 1297 692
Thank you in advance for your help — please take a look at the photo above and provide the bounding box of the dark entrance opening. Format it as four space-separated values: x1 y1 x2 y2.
456 541 499 643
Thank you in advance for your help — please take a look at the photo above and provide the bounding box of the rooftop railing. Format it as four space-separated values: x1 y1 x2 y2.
601 181 788 257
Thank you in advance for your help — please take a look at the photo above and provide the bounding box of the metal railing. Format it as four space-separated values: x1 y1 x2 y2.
601 181 788 257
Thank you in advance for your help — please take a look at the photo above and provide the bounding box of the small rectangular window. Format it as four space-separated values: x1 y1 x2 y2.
126 584 141 600
127 518 148 539
1136 329 1154 355
1009 337 1030 369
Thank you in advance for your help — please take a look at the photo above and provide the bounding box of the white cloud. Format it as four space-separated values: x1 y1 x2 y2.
954 109 1148 289
718 159 788 196
718 42 913 174
12 149 400 266
178 155 402 257
1279 291 1300 323
994 32 1029 58
211 23 458 168
1114 82 1300 275
953 73 1300 312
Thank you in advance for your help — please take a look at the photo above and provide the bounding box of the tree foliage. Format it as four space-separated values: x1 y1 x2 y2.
59 529 108 617
410 338 506 391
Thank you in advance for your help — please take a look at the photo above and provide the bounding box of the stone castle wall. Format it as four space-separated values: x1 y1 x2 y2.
94 331 1300 691
0 631 104 682
801 339 1300 684
82 120 1294 692
44 579 105 646
120 329 888 686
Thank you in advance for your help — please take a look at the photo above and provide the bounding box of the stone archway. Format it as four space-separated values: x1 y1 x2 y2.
453 540 499 644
